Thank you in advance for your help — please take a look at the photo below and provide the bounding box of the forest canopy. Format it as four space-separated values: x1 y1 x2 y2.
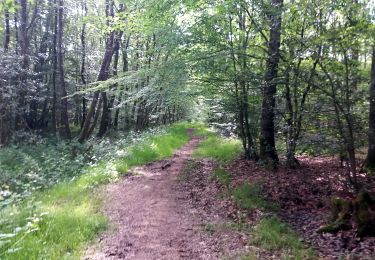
1 0 375 258
0 0 374 179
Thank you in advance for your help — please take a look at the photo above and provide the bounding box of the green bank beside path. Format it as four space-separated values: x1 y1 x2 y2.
193 129 316 260
0 123 198 259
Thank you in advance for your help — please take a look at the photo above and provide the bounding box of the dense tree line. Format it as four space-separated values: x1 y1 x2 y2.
0 0 188 146
1 0 375 191
182 0 374 190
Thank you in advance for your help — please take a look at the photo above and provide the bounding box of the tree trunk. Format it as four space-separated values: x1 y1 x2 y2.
4 8 10 51
366 48 375 171
78 0 115 143
80 2 87 86
80 2 88 129
33 3 52 130
97 92 110 137
16 0 30 129
57 0 71 138
97 0 116 137
14 10 18 54
259 0 283 167
284 69 299 168
19 0 29 68
114 35 130 129
228 14 257 159
51 0 58 134
88 98 103 137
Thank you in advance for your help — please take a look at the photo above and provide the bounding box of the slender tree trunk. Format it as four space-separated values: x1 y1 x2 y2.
88 98 103 137
78 0 115 143
284 69 295 167
98 92 110 137
111 31 122 130
51 0 58 134
114 35 130 129
228 15 255 159
38 100 49 129
97 0 115 137
259 0 283 167
366 48 375 170
57 0 71 138
239 13 257 159
80 2 88 129
80 2 87 86
19 0 29 68
236 84 247 154
4 8 10 51
15 0 30 129
14 9 18 54
105 30 123 131
0 7 11 144
241 81 257 159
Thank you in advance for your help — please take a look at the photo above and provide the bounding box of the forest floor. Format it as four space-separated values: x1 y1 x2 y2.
83 130 375 260
226 157 375 259
84 132 252 259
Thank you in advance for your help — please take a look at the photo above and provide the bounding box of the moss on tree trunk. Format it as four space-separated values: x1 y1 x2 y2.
319 191 375 237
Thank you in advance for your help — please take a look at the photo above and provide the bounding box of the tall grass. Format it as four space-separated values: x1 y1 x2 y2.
116 123 190 173
0 123 193 259
193 134 242 163
254 217 316 260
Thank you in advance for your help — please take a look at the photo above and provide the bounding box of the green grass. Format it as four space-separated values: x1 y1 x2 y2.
237 253 257 260
0 182 107 259
232 183 315 259
190 123 211 137
193 134 242 163
233 183 275 211
0 123 194 259
191 130 314 259
212 168 232 188
115 123 190 173
254 216 316 260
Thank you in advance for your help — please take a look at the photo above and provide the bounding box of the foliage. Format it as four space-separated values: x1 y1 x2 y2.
0 123 193 259
0 139 91 209
253 216 316 260
181 129 315 258
115 123 190 173
193 134 242 163
0 0 374 256
212 168 232 188
232 183 275 211
0 186 107 260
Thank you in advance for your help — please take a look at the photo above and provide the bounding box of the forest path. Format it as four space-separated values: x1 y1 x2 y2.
84 131 248 260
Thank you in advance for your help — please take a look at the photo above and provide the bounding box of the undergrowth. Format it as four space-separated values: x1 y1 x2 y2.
0 123 194 259
254 217 316 260
233 183 276 211
194 132 315 260
212 168 232 188
232 183 315 259
193 134 242 163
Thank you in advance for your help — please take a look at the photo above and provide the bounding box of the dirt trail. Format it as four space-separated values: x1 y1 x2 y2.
84 133 249 260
